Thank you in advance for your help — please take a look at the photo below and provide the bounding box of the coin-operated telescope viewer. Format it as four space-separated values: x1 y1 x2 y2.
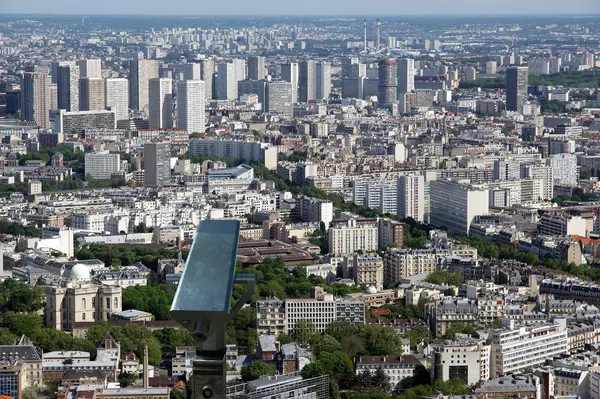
170 220 254 399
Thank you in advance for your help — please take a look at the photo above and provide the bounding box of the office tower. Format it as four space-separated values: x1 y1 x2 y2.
176 80 205 134
21 71 49 129
248 56 265 80
266 81 293 119
201 59 215 100
77 59 102 78
316 62 331 100
49 83 58 110
217 60 246 100
105 78 129 121
281 62 299 102
57 64 80 111
238 79 267 107
485 61 497 75
342 57 366 79
363 19 367 50
298 60 316 102
430 179 489 234
505 66 528 112
50 61 75 84
129 59 159 112
144 142 171 186
182 63 201 81
378 59 397 108
148 78 173 129
397 175 425 222
78 77 105 111
397 58 414 95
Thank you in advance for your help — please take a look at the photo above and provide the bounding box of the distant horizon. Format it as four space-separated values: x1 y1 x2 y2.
2 12 600 17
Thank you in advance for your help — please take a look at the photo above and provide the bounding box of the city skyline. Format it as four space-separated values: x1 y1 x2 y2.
3 0 599 15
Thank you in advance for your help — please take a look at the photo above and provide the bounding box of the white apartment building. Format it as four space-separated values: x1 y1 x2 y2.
432 340 491 385
148 78 173 129
383 248 449 287
328 219 378 257
70 213 109 233
549 153 578 186
489 319 568 378
540 214 589 237
189 138 278 170
356 355 422 392
177 79 205 134
84 152 121 180
397 175 425 222
295 196 333 226
430 179 489 234
105 78 129 121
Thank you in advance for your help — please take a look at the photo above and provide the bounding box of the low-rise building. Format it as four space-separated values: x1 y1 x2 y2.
356 355 423 392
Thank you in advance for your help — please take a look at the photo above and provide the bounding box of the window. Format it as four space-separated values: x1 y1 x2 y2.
106 298 110 309
82 313 86 321
92 297 96 308
82 298 86 309
114 298 118 308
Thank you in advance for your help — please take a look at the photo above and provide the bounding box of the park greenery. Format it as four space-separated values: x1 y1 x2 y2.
424 271 464 287
0 218 42 238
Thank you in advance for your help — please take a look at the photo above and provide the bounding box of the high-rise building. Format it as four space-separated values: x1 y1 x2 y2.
298 60 316 102
104 78 129 121
485 61 497 75
78 77 105 111
354 254 384 290
85 152 121 180
189 138 277 170
129 59 158 112
21 71 49 129
281 62 299 103
429 179 489 234
238 79 267 107
144 142 171 186
200 59 215 100
316 62 331 100
50 60 75 84
247 56 266 80
397 58 415 95
377 218 404 249
148 78 173 129
266 81 293 119
217 60 246 100
505 66 529 112
176 80 205 134
57 64 80 111
77 59 102 78
378 59 397 108
328 219 378 257
397 175 425 222
182 63 201 81
295 196 333 226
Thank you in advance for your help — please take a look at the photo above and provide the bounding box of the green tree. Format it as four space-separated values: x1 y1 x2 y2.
241 360 277 382
314 335 342 356
301 361 326 379
292 320 316 346
22 387 40 399
1 313 43 336
0 328 17 345
358 324 404 356
425 271 464 287
318 351 355 388
154 328 195 350
404 326 431 348
341 335 366 359
276 333 294 345
372 367 392 391
122 285 172 320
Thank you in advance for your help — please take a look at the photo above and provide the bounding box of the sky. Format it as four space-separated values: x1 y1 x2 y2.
3 0 600 16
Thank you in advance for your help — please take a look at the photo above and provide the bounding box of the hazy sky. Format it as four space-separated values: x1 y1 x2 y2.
4 0 600 15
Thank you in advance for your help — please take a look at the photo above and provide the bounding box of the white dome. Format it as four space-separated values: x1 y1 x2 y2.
69 264 91 280
366 286 378 294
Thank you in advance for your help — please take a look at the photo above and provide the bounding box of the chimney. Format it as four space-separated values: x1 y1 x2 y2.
143 344 149 388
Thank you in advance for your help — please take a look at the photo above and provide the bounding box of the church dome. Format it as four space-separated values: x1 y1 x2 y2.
69 263 91 280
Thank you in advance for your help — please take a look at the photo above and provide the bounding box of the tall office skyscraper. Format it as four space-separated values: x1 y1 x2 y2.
129 59 158 112
201 59 215 100
50 61 75 84
182 63 201 81
266 81 293 119
217 59 246 100
79 77 105 111
21 71 49 129
298 60 316 102
316 62 331 100
506 66 529 112
248 56 266 80
57 64 80 111
77 59 102 78
177 80 205 134
397 175 425 222
148 78 173 129
397 58 415 95
281 62 299 102
105 78 129 121
144 142 171 186
238 79 268 106
378 59 397 108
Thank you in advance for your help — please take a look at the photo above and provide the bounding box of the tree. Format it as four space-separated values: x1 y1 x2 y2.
0 313 43 337
122 285 172 320
425 271 464 287
358 324 404 356
22 387 40 399
317 351 355 388
301 361 326 379
442 323 478 339
118 373 136 388
404 326 431 348
291 320 316 346
154 328 195 350
240 360 277 382
314 335 342 356
328 321 359 342
0 328 17 345
341 335 365 359
372 367 391 391
277 333 294 345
